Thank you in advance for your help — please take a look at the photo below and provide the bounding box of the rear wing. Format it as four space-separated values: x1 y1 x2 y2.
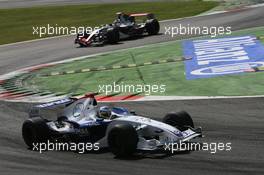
29 93 98 118
32 93 98 109
34 98 74 109
129 13 155 19
29 98 75 118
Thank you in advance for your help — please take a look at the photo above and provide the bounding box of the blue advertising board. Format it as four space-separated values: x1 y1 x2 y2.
183 36 264 79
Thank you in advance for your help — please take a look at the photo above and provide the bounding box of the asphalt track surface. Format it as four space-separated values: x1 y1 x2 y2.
0 5 264 175
1 98 264 175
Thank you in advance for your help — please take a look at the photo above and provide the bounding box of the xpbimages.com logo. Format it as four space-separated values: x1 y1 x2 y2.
32 24 100 37
164 24 232 38
98 82 166 95
32 140 100 153
164 141 232 154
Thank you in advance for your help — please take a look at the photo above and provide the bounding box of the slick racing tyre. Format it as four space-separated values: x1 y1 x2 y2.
106 27 120 44
146 19 160 35
108 123 138 157
163 111 194 131
22 117 51 149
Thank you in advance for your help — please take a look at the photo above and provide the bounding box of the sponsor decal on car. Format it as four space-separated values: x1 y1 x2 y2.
36 98 73 108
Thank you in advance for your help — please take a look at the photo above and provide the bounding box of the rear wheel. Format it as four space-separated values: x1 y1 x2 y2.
22 117 51 149
108 123 138 157
146 19 160 35
163 111 194 131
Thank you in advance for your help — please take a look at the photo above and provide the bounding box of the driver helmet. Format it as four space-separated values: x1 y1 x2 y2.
116 12 123 19
99 106 111 119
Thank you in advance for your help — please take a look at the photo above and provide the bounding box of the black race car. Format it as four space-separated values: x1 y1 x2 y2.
74 12 160 47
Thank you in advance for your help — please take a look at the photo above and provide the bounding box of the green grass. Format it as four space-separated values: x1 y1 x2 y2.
26 42 183 95
25 26 264 96
0 0 218 45
205 0 263 12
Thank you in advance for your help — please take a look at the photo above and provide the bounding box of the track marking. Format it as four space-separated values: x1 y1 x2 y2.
42 57 188 77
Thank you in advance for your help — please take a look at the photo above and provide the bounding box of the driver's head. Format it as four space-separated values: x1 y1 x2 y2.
99 106 111 119
116 12 123 19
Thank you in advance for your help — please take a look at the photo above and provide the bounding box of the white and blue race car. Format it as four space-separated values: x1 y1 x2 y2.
22 94 202 157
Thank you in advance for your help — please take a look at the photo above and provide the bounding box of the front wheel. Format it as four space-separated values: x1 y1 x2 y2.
163 111 194 131
107 123 138 157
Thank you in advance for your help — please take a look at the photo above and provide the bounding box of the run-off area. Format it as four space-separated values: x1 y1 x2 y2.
8 27 264 98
